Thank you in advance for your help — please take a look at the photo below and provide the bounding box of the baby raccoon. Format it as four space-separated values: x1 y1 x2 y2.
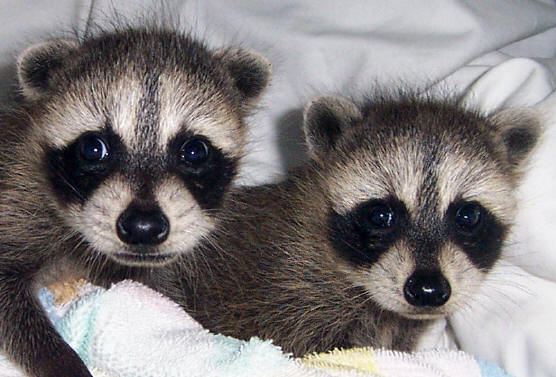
152 91 540 356
0 27 270 377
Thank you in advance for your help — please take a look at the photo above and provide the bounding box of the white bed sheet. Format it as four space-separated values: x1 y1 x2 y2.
0 1 555 377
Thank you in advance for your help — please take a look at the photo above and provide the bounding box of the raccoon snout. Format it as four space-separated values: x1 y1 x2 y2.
116 206 170 246
403 270 451 307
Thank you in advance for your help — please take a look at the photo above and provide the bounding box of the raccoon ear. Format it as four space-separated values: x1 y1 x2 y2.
17 39 79 101
489 107 542 173
215 47 272 108
303 96 362 159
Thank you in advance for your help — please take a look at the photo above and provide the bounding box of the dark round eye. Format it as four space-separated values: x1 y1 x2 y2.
367 203 395 229
179 138 210 166
79 135 108 162
455 202 482 231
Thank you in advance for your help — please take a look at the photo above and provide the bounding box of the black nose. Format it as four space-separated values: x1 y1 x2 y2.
403 270 451 307
116 206 169 245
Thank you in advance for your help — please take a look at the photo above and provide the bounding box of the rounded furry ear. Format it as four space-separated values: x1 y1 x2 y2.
215 47 272 108
17 39 79 101
489 107 542 174
302 96 362 160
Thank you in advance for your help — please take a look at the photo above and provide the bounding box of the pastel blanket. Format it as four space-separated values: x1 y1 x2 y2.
0 281 511 377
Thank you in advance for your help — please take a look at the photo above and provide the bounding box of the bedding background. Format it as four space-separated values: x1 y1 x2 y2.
0 1 555 376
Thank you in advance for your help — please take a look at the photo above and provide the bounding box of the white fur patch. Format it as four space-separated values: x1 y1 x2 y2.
110 77 142 149
436 153 515 223
39 96 105 149
326 144 425 217
66 175 215 263
155 177 215 254
348 240 416 314
38 75 142 150
437 244 486 314
346 241 487 319
69 176 134 256
327 134 515 228
158 72 245 157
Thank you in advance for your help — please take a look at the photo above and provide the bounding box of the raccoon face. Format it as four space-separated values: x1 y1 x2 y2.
303 95 540 319
17 29 271 266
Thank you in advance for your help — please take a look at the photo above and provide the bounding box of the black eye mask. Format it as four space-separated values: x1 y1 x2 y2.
328 197 407 266
46 126 124 204
447 200 507 270
167 132 239 210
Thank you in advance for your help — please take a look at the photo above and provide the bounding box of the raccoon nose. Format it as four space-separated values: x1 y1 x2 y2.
116 207 170 245
403 271 451 307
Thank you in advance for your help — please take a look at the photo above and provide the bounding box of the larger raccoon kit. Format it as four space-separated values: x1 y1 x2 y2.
0 27 270 377
153 92 540 356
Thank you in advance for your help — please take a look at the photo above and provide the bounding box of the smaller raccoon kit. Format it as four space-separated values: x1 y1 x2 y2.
153 91 540 356
0 27 270 377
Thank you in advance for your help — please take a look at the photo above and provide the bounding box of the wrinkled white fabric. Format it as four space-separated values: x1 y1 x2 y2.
451 86 556 377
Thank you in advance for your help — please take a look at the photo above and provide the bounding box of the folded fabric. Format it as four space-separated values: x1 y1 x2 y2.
0 280 514 377
451 63 556 377
302 348 512 377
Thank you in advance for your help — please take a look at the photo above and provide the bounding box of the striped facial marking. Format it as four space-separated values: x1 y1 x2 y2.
43 70 241 266
327 130 511 318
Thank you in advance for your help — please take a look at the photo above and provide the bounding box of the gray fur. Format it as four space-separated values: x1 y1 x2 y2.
0 26 270 377
150 91 540 356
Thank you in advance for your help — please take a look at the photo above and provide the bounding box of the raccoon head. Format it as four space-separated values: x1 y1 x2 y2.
18 28 271 266
303 94 540 319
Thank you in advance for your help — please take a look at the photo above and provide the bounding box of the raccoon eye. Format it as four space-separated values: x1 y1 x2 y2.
454 202 482 231
179 138 210 166
79 135 108 162
366 203 395 230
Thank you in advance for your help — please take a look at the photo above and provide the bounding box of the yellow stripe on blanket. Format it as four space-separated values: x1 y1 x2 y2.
301 347 377 374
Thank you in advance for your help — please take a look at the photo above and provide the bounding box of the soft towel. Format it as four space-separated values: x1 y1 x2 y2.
0 280 513 377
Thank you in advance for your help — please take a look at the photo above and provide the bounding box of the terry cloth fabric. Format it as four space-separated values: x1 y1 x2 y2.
302 348 513 377
0 281 515 377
